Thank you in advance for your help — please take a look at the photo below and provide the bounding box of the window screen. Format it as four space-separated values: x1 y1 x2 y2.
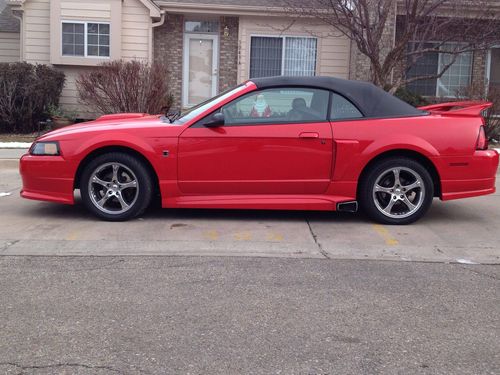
249 36 317 79
250 37 283 79
87 23 110 57
62 23 85 56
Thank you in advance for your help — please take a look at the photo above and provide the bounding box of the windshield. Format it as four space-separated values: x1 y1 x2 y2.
171 83 248 125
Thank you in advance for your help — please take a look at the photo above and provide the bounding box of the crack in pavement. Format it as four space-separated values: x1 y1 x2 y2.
0 361 121 374
305 218 330 259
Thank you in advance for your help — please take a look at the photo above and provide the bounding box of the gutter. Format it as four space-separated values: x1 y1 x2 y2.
154 1 287 16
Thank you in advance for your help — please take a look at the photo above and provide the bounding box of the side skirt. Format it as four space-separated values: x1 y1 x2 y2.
163 194 357 211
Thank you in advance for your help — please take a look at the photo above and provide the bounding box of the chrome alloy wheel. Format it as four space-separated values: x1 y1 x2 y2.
88 162 139 215
372 167 425 219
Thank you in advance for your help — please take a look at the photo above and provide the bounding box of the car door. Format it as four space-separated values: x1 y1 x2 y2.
177 87 334 195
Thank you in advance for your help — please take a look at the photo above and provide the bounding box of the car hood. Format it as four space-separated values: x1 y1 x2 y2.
38 114 176 141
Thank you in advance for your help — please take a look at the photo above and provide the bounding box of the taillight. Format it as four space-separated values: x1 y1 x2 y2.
476 126 488 150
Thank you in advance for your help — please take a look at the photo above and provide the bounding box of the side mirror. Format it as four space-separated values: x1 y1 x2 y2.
204 112 225 127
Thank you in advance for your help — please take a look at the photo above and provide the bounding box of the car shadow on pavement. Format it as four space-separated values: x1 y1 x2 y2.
20 195 483 225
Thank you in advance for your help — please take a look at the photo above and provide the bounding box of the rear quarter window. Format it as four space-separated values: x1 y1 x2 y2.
330 93 363 120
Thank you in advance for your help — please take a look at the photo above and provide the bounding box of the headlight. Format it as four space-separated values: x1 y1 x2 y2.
30 141 60 156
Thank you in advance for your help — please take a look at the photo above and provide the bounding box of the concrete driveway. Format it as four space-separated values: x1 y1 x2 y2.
1 163 499 264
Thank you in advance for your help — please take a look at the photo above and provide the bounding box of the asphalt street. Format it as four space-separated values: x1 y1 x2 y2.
0 257 499 374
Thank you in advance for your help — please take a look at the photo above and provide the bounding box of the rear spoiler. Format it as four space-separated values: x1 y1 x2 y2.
418 101 493 117
95 113 148 122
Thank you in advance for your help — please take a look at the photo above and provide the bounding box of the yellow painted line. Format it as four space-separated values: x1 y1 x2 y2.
372 224 399 246
66 231 80 241
267 232 284 242
203 230 219 241
234 231 252 241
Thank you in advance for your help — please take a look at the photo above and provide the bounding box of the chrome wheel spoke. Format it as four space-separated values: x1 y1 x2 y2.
402 180 421 192
112 164 120 182
115 193 130 210
374 184 393 194
120 180 137 190
96 194 111 207
392 168 401 187
92 176 109 188
382 198 396 214
401 196 416 211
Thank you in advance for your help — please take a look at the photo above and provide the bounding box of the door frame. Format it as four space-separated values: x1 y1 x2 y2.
182 33 219 108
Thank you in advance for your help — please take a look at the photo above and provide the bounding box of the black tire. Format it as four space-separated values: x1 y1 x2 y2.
359 157 434 225
80 152 153 221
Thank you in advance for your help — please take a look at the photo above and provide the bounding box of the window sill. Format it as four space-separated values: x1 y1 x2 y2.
51 55 112 67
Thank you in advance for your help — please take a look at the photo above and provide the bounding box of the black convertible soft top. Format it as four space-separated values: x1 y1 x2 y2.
251 76 425 118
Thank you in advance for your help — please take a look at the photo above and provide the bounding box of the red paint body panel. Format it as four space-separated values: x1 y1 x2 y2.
19 81 499 213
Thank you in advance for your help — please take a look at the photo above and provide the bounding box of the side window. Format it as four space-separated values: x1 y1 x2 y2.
330 93 363 120
221 88 329 125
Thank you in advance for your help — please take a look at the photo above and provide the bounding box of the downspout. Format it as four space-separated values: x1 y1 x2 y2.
11 10 24 61
150 10 166 62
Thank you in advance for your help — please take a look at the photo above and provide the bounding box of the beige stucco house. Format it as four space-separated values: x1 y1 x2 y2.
0 0 498 118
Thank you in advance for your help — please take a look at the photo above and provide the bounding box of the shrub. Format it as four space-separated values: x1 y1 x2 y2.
0 62 65 133
76 60 173 115
455 82 500 142
394 87 429 107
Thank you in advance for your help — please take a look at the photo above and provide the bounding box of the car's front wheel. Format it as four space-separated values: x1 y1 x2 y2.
359 157 434 225
80 152 153 221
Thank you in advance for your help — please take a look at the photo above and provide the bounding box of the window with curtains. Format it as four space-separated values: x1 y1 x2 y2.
406 42 472 98
249 36 317 79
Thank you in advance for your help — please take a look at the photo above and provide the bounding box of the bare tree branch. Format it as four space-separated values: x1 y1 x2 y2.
282 0 500 92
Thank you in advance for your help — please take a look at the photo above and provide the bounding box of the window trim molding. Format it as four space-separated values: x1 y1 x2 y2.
486 45 500 94
61 20 111 59
248 34 318 79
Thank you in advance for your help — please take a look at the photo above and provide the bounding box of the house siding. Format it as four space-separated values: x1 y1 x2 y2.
11 0 154 118
0 32 20 62
23 0 50 64
238 16 351 82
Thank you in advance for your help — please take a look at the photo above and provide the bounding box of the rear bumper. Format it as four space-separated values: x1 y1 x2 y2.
439 149 499 201
19 154 75 205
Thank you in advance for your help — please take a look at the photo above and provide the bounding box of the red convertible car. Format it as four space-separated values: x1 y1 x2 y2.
20 76 498 224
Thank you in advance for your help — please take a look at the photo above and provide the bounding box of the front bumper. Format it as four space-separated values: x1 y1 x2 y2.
438 149 499 201
19 154 75 205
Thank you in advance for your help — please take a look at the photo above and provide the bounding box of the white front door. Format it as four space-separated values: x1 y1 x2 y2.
182 33 219 107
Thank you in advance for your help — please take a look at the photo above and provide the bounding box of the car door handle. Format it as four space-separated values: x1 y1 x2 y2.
299 132 319 139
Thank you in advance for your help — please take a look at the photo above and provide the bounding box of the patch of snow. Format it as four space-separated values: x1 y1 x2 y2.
0 142 32 149
456 258 480 265
0 192 12 197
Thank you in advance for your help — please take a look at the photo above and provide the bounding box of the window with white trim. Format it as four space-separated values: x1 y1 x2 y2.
406 42 472 98
62 22 110 58
249 36 317 79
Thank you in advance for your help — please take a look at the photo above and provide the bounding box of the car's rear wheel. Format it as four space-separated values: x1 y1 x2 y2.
80 153 153 221
359 157 434 225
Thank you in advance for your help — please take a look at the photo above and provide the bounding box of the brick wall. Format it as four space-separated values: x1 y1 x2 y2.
218 16 239 91
154 14 184 110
